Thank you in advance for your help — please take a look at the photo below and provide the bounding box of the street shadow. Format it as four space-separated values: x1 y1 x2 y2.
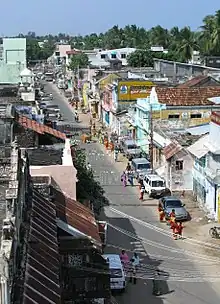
102 214 172 304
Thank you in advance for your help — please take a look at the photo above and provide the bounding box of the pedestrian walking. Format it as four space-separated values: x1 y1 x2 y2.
172 220 178 240
168 209 176 229
113 149 119 161
176 222 183 239
120 250 129 273
152 269 162 296
129 252 140 284
139 184 145 200
158 205 165 222
126 162 131 172
127 171 134 186
121 171 127 187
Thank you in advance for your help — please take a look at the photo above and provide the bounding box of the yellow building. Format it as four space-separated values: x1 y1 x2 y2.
151 86 220 126
118 80 154 102
97 73 120 91
152 108 212 126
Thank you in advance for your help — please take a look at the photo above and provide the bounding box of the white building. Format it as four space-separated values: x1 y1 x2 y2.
188 111 220 221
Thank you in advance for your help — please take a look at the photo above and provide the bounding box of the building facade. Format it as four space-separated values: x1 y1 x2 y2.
188 112 220 221
0 38 27 84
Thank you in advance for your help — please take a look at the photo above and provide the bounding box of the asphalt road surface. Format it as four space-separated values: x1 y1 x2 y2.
45 82 76 122
50 84 220 304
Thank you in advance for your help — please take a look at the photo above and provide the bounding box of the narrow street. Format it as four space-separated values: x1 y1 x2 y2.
46 83 220 304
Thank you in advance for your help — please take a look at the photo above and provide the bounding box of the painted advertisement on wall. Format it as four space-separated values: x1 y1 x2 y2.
118 80 154 102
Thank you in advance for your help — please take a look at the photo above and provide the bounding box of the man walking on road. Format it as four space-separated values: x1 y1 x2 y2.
129 252 140 284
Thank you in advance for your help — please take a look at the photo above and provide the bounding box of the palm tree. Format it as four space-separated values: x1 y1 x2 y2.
178 27 199 62
149 25 170 48
211 10 220 55
200 14 215 54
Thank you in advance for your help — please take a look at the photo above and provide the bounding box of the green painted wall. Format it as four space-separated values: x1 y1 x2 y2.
0 38 26 83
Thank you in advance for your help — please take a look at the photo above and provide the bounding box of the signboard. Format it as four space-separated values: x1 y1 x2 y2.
118 81 154 101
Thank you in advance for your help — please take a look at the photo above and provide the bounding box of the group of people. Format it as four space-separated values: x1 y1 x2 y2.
120 250 162 295
120 250 140 284
121 163 135 187
158 206 183 240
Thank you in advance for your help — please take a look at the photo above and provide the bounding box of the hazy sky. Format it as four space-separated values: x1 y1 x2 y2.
1 0 219 36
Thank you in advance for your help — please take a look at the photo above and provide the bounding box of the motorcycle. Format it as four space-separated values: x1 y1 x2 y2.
209 226 220 239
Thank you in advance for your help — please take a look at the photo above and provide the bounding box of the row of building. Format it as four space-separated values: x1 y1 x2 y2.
0 77 110 303
82 73 220 222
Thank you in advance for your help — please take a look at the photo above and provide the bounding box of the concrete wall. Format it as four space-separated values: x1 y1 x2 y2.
3 38 26 65
154 59 220 79
30 165 77 200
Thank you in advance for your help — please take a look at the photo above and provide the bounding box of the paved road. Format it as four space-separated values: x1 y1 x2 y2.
44 82 76 122
51 85 220 304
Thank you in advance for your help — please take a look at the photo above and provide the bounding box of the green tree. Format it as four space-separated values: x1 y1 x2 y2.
177 27 199 62
26 39 54 62
200 10 220 56
127 49 154 67
69 53 90 70
73 148 109 216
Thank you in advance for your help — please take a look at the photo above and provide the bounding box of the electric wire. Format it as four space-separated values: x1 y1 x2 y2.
108 207 220 252
108 222 220 263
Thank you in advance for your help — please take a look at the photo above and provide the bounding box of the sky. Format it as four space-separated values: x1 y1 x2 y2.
1 0 220 36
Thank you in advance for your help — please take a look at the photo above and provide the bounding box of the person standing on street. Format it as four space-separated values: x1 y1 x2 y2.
120 250 129 273
127 170 134 186
121 171 127 187
114 149 119 162
129 252 140 284
139 183 145 200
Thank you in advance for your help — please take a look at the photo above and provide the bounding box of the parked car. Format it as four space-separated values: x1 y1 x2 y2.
131 158 151 179
143 174 166 197
158 196 188 221
120 139 142 161
103 254 126 292
150 188 171 199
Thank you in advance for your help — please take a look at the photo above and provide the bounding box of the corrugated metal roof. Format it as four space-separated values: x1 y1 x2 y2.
187 134 209 159
53 188 101 243
186 124 209 136
23 189 61 304
163 141 182 160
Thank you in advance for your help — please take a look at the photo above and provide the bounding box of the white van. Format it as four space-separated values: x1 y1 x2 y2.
103 254 126 291
143 174 166 196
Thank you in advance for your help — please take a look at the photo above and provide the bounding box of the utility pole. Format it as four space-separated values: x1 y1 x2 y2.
149 104 154 171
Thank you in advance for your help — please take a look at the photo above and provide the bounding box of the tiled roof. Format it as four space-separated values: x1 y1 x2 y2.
27 146 63 165
53 188 101 243
177 76 210 88
23 189 61 304
16 114 66 140
155 87 220 106
163 141 182 160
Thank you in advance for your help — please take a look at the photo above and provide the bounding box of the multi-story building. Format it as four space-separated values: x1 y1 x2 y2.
0 38 26 84
188 111 220 221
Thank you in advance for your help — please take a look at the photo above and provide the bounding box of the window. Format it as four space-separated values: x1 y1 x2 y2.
110 269 122 278
101 54 106 59
209 60 213 63
190 113 202 119
216 60 220 63
175 160 183 170
111 53 117 59
121 53 126 58
152 180 165 187
168 114 180 119
55 51 60 56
